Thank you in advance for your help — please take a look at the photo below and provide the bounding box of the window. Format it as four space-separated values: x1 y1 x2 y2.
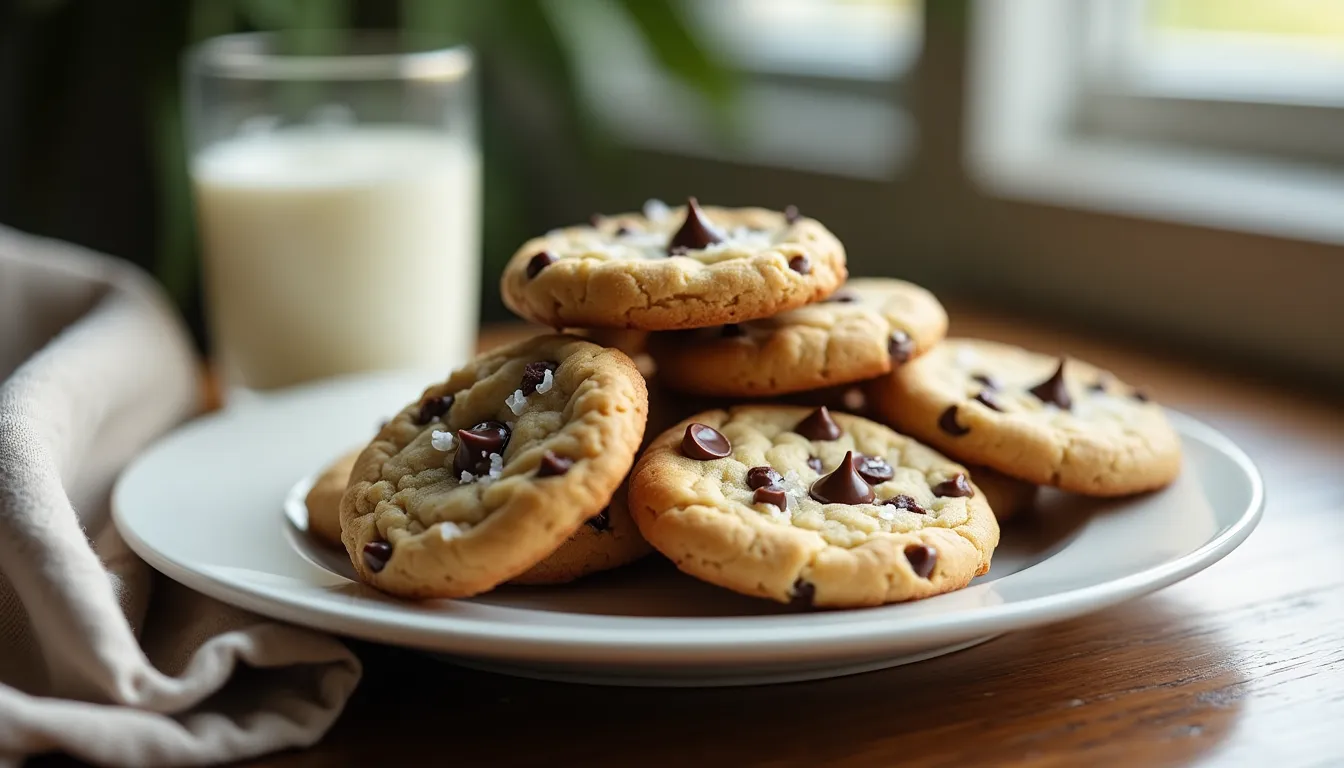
554 0 920 179
970 0 1344 244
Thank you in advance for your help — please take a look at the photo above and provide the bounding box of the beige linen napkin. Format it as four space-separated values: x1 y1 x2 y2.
0 227 361 767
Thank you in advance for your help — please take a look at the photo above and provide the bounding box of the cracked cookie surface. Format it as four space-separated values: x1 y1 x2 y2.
648 278 947 396
629 405 999 608
870 338 1181 496
500 199 846 330
341 334 648 598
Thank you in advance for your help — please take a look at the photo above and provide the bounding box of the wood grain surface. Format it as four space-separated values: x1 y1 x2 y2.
56 311 1344 767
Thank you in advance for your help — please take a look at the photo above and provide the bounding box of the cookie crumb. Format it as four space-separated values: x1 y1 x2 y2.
431 430 456 452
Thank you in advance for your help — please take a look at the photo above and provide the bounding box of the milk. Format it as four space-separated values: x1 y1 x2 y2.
192 127 480 390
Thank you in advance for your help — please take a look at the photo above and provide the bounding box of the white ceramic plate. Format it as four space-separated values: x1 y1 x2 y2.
113 370 1263 687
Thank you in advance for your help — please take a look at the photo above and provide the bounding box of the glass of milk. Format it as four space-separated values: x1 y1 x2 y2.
185 32 480 392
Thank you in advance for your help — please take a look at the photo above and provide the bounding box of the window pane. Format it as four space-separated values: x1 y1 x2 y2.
685 0 921 80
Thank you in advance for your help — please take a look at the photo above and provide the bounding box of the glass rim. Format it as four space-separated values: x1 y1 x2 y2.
187 31 473 82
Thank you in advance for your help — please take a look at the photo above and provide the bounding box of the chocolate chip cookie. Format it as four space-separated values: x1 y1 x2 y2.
629 405 999 607
648 278 947 396
501 199 847 330
968 465 1037 522
870 339 1182 496
305 449 361 548
341 335 648 598
306 448 650 585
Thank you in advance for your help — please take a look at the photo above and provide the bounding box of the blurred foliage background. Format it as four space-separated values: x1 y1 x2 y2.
0 0 734 338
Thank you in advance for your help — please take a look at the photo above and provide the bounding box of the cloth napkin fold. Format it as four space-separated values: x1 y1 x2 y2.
0 227 361 767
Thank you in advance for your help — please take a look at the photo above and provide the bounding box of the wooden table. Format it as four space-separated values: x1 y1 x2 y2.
218 313 1344 766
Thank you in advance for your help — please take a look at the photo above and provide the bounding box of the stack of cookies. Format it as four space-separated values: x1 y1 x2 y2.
310 199 1182 608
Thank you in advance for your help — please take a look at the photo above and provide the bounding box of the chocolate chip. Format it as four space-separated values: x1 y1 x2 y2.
938 405 969 436
415 394 454 425
807 455 824 473
857 455 894 485
889 330 915 364
810 451 876 505
789 577 815 608
362 541 392 573
536 450 573 478
746 466 783 490
454 421 510 475
520 361 558 395
721 323 746 338
682 423 731 460
1029 358 1073 410
667 196 725 255
526 251 558 279
824 288 859 303
753 485 788 508
882 494 926 514
788 255 811 274
795 406 842 440
974 390 1003 412
905 544 937 579
585 509 610 532
615 224 633 236
932 472 974 498
784 204 801 224
588 213 603 227
1087 376 1109 393
971 373 1001 390
1132 388 1150 403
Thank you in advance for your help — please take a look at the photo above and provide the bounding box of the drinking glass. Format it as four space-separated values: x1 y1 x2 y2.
185 32 479 392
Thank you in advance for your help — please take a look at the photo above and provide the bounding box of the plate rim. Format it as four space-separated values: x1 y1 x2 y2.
113 402 1264 659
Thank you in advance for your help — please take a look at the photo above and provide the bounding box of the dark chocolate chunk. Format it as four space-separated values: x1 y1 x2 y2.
362 541 392 573
615 224 633 236
974 389 1004 412
788 255 811 274
789 577 815 608
682 423 731 460
882 494 927 514
795 406 842 440
753 485 788 508
1087 376 1109 393
856 455 894 485
824 288 859 303
807 455 824 473
1029 359 1073 410
784 204 801 224
588 213 603 228
415 394 454 425
536 450 573 478
931 472 974 498
585 508 611 532
746 466 783 490
1132 388 1150 403
721 323 746 338
972 373 1000 389
526 251 558 279
520 360 558 395
905 544 938 579
454 421 511 475
938 405 970 436
889 330 915 364
810 451 876 505
667 196 725 255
